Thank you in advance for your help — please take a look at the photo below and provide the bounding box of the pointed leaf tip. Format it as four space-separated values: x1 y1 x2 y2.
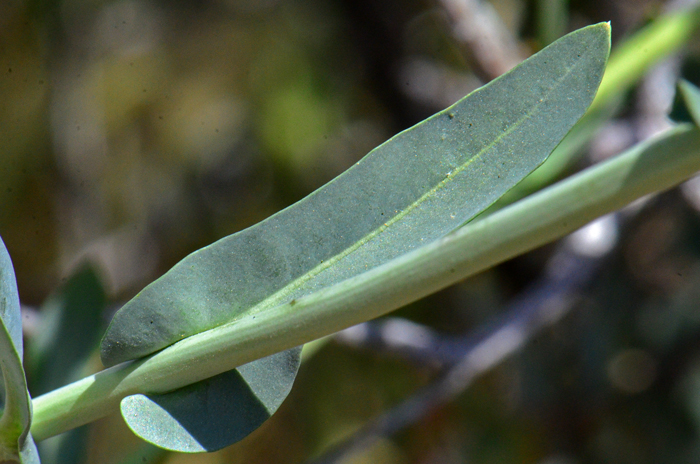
101 21 610 369
101 22 609 454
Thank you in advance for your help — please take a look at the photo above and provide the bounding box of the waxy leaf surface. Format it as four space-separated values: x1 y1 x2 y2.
100 23 610 452
120 349 299 453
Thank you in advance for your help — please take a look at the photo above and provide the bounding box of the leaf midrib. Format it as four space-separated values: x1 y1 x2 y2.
245 57 580 318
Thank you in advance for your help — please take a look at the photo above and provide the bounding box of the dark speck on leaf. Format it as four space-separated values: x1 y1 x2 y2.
290 299 297 306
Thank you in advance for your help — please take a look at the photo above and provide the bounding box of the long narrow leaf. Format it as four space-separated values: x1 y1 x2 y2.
101 23 611 367
97 23 610 452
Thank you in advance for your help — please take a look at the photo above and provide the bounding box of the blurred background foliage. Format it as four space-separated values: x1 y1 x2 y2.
4 0 700 462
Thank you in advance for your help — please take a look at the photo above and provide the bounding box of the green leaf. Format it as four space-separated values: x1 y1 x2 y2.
0 237 40 463
100 23 610 452
102 22 611 367
670 79 700 126
0 240 23 359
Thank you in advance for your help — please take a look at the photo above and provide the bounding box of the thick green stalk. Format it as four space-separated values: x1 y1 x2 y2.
31 124 700 442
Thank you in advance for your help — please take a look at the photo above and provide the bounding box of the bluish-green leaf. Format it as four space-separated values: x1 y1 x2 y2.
0 239 23 359
100 23 610 452
120 349 299 452
102 23 610 366
0 237 40 463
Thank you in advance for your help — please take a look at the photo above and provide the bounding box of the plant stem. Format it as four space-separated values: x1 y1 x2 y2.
31 124 700 442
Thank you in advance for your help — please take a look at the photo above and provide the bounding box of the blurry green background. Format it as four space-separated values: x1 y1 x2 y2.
4 0 700 462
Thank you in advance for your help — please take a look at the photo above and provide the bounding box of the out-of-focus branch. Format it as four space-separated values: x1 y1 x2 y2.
536 0 569 46
438 0 525 80
311 214 620 464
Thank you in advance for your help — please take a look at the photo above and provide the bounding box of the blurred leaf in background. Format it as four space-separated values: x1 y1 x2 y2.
25 264 106 464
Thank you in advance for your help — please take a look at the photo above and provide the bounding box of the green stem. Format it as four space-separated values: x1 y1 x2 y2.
31 124 700 442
